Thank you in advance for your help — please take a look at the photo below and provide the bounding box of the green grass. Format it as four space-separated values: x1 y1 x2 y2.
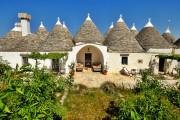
63 89 119 120
61 88 180 120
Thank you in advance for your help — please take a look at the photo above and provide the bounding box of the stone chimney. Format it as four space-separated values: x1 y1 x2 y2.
18 13 31 36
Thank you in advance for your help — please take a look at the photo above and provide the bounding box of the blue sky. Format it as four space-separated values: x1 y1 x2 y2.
0 0 180 39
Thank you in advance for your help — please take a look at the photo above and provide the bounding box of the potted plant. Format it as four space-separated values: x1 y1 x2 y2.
68 62 75 76
103 64 108 75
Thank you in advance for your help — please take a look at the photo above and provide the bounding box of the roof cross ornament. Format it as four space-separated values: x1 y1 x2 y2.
63 21 67 29
165 19 171 33
109 22 114 29
144 18 154 28
131 23 137 31
39 21 45 28
117 14 124 22
86 13 92 21
56 17 62 25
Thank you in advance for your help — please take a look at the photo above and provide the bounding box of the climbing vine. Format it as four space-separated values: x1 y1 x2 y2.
29 52 68 60
158 54 180 61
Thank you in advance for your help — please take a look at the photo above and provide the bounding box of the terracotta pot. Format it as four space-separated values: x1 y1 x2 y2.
103 70 108 75
69 70 75 76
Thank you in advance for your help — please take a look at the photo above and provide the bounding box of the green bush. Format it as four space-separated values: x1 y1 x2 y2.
105 92 177 120
0 67 66 119
100 82 117 94
166 88 180 108
0 57 11 76
105 69 179 120
134 69 163 95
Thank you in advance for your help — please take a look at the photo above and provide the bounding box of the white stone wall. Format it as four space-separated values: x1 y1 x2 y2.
65 43 108 73
148 48 173 54
107 53 157 73
0 52 23 68
164 59 179 74
0 48 179 74
175 49 180 54
0 52 52 69
76 45 103 66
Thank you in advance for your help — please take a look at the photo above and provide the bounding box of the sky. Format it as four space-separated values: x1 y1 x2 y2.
0 0 180 39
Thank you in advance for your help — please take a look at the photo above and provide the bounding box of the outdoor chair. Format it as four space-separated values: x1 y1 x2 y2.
92 63 102 72
76 63 83 72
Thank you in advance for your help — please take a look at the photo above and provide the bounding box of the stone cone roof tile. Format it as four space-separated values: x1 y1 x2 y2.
5 31 22 39
0 31 23 51
105 21 143 53
162 32 176 45
136 27 172 50
9 27 49 52
130 30 138 37
104 27 114 45
39 24 73 52
174 38 180 48
74 19 104 44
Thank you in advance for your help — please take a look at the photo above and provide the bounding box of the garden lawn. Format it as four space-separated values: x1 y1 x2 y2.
63 89 133 120
63 89 114 119
62 88 180 120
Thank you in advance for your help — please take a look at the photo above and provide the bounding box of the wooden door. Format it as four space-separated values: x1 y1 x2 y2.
85 53 92 67
159 58 165 72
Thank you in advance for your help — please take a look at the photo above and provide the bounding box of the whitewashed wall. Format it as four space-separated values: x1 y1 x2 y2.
148 49 173 54
65 43 108 73
0 48 179 74
175 49 180 54
0 52 52 69
107 53 156 73
76 45 103 66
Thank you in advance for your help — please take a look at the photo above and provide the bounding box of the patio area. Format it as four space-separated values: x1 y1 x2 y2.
73 69 179 88
73 70 136 88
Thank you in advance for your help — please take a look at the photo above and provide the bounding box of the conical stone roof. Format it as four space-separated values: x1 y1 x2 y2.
36 22 49 40
5 31 22 39
162 33 176 45
130 23 138 37
12 25 49 52
74 14 104 44
39 18 73 52
104 22 114 45
0 31 23 51
136 19 171 50
174 38 180 48
105 16 143 53
162 27 176 45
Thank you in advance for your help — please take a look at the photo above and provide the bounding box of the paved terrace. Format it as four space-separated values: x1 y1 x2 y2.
73 70 179 88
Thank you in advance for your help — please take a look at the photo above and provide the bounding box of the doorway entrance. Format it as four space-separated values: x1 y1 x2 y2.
85 53 92 67
52 59 59 72
159 58 165 72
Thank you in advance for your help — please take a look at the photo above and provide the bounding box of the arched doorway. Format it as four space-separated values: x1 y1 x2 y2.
76 45 104 71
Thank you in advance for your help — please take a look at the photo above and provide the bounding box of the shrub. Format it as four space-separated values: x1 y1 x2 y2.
73 84 88 92
105 69 179 120
100 82 117 94
0 57 11 76
166 88 180 108
134 69 163 95
105 92 177 120
0 68 66 119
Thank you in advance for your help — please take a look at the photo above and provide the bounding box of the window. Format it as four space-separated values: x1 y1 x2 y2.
122 57 128 65
138 59 143 64
22 57 29 65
